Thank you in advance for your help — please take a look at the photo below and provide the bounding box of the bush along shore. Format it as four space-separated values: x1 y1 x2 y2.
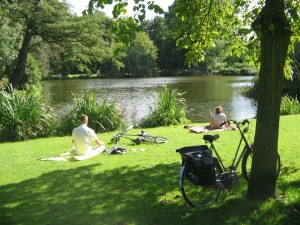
0 85 188 142
0 83 299 142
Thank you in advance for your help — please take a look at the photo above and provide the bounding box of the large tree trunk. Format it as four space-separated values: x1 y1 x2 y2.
247 0 291 199
9 28 33 88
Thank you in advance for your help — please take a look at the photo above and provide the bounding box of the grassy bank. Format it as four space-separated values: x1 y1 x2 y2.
0 115 299 225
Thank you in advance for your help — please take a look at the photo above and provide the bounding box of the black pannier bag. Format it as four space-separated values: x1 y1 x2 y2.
177 145 217 186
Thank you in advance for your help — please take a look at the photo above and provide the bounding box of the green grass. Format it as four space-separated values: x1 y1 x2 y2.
0 115 299 225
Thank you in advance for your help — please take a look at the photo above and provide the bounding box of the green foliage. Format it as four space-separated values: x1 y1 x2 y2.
20 54 43 86
0 6 22 80
139 85 188 127
57 90 124 135
5 0 109 87
142 15 186 71
200 40 257 75
121 32 158 77
87 0 162 58
48 12 118 77
0 86 56 141
88 0 163 21
174 0 236 65
280 95 300 115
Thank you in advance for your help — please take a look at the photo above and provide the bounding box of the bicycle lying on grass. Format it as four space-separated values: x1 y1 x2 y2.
176 119 281 207
111 125 169 145
105 125 169 155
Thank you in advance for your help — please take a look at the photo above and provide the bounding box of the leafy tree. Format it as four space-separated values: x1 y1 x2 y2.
86 0 163 54
244 0 298 199
3 0 115 87
3 0 69 87
0 6 22 81
142 15 186 72
48 11 118 77
88 0 300 201
121 32 158 77
201 39 257 75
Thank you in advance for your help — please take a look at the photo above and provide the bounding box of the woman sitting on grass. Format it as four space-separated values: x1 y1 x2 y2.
209 106 229 130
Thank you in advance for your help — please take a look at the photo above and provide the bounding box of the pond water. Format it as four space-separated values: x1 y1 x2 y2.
42 76 257 123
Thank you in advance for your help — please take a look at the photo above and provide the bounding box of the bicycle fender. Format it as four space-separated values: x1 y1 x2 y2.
179 165 185 189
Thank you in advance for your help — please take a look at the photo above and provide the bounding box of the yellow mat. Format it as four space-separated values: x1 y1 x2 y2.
40 145 105 162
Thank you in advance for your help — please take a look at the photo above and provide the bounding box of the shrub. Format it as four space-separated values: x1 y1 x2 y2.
57 90 124 135
0 85 56 141
139 85 189 127
280 95 300 115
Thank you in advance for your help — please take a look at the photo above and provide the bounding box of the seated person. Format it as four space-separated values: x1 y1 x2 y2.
72 114 105 156
209 106 228 130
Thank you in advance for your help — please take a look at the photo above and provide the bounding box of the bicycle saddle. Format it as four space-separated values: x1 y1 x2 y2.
203 134 219 143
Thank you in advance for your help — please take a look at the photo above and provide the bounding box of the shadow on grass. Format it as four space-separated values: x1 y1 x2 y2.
0 163 299 225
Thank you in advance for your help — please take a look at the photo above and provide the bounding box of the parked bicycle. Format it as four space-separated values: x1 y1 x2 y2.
111 125 168 145
176 119 281 207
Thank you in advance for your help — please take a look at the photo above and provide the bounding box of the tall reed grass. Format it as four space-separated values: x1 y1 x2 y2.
57 90 124 135
0 86 56 141
139 85 189 127
280 95 300 115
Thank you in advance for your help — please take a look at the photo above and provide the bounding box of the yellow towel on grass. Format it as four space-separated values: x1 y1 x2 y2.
40 145 105 162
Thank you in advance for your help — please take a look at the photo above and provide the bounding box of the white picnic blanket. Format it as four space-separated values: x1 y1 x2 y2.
189 126 236 133
40 145 105 162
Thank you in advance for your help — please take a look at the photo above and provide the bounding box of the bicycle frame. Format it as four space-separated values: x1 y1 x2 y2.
206 119 253 173
111 125 137 144
112 126 168 145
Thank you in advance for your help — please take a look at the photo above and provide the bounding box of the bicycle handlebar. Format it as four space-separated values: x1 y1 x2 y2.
115 125 133 136
242 119 249 125
221 119 250 127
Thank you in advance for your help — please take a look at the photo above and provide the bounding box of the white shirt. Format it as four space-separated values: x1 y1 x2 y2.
72 124 99 156
211 113 226 127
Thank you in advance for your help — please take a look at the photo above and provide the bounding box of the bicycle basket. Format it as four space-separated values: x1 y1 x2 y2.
176 145 209 155
176 145 216 186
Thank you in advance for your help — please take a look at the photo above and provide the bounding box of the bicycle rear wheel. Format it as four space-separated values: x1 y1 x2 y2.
241 147 281 182
179 163 221 207
142 135 168 144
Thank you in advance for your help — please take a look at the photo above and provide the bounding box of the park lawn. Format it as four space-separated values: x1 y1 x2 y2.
0 115 299 225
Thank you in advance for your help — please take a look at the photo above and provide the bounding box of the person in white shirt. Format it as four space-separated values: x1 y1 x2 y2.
209 106 228 129
72 115 105 156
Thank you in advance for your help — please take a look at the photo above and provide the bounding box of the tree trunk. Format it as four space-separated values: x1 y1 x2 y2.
9 28 33 88
247 0 291 199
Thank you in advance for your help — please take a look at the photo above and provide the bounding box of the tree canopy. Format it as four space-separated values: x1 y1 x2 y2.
1 0 118 87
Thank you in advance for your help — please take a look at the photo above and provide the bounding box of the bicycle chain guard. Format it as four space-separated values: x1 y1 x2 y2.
216 171 239 190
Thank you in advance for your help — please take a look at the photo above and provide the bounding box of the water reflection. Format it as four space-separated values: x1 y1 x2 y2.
42 76 256 123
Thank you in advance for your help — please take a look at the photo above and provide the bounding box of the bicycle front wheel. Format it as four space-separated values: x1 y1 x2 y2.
179 164 221 207
142 135 168 144
241 147 281 182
